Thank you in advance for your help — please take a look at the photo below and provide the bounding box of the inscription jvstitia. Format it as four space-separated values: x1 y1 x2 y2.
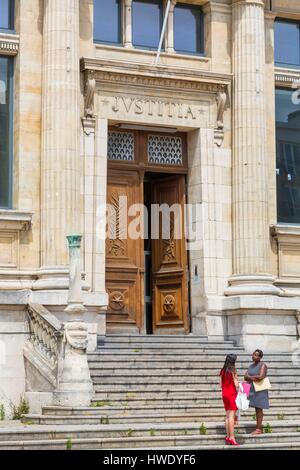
99 95 208 122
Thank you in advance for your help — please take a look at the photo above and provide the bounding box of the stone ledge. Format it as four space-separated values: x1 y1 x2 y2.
207 294 300 314
0 32 19 56
0 210 33 231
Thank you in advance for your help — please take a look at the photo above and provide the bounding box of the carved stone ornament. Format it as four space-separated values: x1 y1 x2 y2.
214 86 229 147
64 321 88 351
84 77 96 118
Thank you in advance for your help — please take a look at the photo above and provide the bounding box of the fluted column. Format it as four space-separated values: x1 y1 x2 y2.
41 0 81 272
226 0 280 295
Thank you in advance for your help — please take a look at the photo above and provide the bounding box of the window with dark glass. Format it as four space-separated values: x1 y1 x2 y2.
276 88 300 223
94 0 121 45
0 56 13 208
174 4 204 55
0 0 14 30
132 0 163 50
275 19 300 67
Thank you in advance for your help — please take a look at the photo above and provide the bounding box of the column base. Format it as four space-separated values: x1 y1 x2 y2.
225 274 282 296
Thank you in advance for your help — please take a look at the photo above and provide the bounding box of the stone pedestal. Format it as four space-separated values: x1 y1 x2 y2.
226 0 280 296
54 235 93 407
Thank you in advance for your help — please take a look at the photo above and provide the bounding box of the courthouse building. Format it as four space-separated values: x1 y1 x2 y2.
1 0 300 407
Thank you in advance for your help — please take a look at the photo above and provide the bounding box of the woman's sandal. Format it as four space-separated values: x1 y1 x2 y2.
251 429 263 435
228 438 240 446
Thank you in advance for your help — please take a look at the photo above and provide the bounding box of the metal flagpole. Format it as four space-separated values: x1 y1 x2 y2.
154 0 171 66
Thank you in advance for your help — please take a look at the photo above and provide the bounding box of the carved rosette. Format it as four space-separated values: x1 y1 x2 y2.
109 291 126 311
163 294 176 315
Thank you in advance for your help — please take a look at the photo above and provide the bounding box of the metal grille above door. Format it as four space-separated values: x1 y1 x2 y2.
107 131 134 161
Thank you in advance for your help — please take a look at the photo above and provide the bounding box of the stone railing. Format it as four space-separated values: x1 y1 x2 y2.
25 303 64 389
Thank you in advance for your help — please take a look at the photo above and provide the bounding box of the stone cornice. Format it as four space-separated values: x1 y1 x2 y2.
0 32 19 56
80 58 232 94
0 210 33 231
275 67 300 88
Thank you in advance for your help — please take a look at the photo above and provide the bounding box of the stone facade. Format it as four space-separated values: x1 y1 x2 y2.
1 0 300 412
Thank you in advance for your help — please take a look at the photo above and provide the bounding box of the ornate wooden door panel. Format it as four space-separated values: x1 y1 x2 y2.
151 175 188 333
106 169 143 332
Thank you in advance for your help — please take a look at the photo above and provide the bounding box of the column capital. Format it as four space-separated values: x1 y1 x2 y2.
232 0 265 7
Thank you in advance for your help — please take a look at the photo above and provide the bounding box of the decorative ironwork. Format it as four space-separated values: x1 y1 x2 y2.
148 135 183 165
163 294 176 314
108 131 134 161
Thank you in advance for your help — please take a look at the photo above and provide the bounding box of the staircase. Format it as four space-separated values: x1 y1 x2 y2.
2 335 300 450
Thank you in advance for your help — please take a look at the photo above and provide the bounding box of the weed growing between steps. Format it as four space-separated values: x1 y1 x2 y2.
264 423 273 434
199 423 207 435
11 396 29 420
0 404 5 421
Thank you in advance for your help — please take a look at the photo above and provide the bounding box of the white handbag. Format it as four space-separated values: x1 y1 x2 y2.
235 383 250 411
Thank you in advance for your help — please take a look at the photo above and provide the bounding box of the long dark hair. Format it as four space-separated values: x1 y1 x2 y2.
221 353 237 374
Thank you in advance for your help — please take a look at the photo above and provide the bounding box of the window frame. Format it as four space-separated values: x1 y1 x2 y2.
0 55 14 209
173 3 205 56
0 0 15 33
93 0 122 46
132 0 164 51
275 86 300 225
275 18 300 69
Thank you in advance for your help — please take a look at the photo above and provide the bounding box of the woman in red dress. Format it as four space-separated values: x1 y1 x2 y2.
219 353 239 446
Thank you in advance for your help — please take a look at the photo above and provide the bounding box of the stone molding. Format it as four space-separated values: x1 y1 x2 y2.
275 68 300 88
0 210 33 231
81 58 232 95
0 32 19 56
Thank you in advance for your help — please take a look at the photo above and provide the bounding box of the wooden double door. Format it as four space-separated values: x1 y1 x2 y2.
105 130 189 334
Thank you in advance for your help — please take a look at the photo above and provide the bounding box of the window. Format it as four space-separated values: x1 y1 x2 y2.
0 56 13 208
275 19 300 68
132 0 163 50
276 88 300 223
94 0 121 45
174 4 204 55
0 0 14 31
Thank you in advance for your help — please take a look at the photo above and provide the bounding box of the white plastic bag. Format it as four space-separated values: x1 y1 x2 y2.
235 383 249 411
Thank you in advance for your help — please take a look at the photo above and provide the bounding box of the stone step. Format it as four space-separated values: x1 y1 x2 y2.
2 434 300 450
22 408 300 425
98 345 244 351
2 421 300 442
43 403 300 416
90 351 295 358
93 383 300 393
92 394 300 406
91 375 300 385
88 366 300 376
88 356 298 366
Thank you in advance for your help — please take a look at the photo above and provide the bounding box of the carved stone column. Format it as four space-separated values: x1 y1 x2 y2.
226 0 280 295
40 1 81 281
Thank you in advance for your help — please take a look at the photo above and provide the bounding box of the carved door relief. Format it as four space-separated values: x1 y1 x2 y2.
106 170 144 332
151 175 189 334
